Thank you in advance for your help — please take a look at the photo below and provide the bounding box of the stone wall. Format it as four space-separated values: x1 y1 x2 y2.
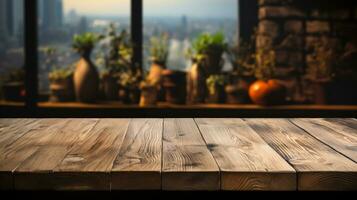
256 0 357 102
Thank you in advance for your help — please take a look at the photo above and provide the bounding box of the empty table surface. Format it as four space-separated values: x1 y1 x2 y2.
0 118 356 191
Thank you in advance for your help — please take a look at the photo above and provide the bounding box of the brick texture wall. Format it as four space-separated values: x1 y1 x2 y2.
257 0 357 102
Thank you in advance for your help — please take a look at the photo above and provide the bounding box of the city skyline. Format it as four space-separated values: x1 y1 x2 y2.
63 0 238 19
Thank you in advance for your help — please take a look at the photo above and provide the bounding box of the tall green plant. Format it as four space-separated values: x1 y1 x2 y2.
149 33 169 65
188 32 228 61
72 33 103 55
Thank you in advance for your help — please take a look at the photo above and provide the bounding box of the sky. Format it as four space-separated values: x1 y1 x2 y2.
63 0 238 18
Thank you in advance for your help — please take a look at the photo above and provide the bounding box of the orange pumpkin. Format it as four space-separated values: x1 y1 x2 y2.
249 79 286 106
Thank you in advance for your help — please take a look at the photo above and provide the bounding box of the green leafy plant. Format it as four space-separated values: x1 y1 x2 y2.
206 75 227 95
149 33 169 65
72 32 103 55
187 32 228 61
103 24 133 73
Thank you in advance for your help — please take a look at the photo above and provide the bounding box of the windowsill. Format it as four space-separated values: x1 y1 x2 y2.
37 101 357 110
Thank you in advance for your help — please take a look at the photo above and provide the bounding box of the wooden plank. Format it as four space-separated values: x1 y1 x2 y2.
40 119 130 191
0 119 42 151
14 119 99 190
162 118 219 191
0 119 69 190
111 119 162 190
290 118 357 162
245 119 357 191
195 118 296 191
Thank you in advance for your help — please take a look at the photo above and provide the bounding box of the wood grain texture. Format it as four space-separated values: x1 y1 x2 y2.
111 119 162 190
245 119 357 191
14 119 100 190
0 119 68 190
195 118 296 191
49 119 130 191
291 118 357 162
0 119 42 151
162 118 219 191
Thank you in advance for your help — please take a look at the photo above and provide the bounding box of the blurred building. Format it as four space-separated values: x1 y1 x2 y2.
40 0 63 30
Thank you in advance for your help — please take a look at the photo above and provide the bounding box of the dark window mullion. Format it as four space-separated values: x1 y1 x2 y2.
24 0 38 110
131 0 143 74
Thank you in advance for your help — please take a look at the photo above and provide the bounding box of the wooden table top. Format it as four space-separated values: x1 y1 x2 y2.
0 118 356 191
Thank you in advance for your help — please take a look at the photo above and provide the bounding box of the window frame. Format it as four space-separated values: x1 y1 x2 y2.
6 0 353 118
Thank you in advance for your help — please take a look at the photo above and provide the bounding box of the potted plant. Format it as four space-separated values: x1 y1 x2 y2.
187 32 228 104
206 74 227 103
147 33 169 102
248 48 287 106
72 32 103 103
48 68 74 102
188 32 228 74
118 71 141 104
147 33 169 84
226 37 256 104
2 69 25 102
100 25 131 101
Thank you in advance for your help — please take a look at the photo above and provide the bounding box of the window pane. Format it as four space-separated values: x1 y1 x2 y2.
144 0 238 71
0 0 25 104
38 0 130 96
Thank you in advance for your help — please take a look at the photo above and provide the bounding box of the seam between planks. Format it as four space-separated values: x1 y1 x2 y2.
160 118 164 190
109 118 132 191
193 118 222 190
288 118 357 164
241 118 299 191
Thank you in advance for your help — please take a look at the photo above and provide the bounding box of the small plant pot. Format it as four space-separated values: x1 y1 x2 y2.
120 87 141 105
102 75 119 101
2 81 25 102
139 84 158 107
187 62 207 104
49 77 74 102
162 70 187 104
206 85 225 104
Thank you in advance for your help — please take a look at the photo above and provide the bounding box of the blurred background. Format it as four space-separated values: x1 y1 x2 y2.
0 0 356 116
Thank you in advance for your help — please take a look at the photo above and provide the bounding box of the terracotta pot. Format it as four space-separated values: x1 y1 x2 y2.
162 70 187 104
139 84 158 107
148 61 165 101
73 52 99 103
102 75 119 101
187 62 206 104
249 79 287 106
49 76 74 102
2 81 25 102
